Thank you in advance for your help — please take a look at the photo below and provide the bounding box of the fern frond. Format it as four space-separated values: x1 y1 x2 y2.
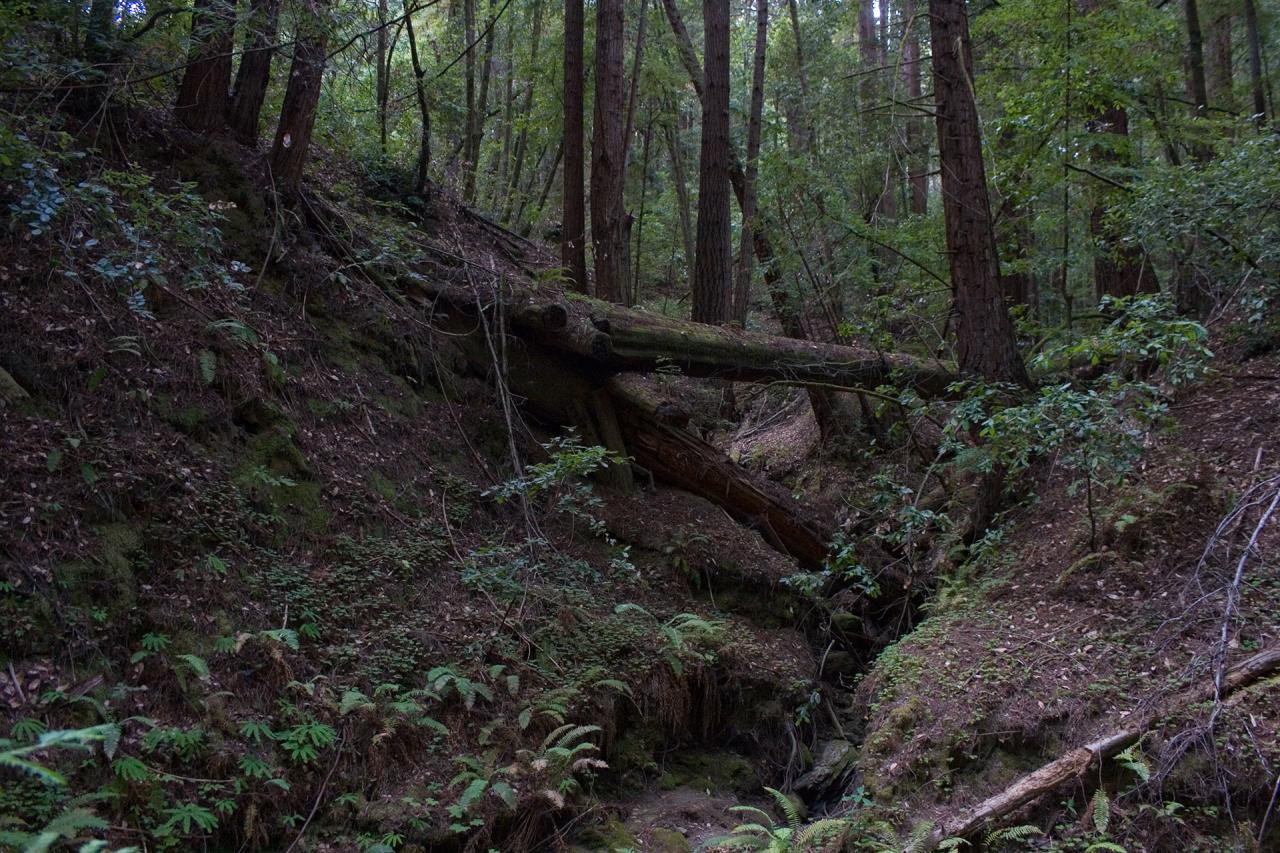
1091 788 1110 835
764 786 802 831
984 824 1042 844
795 817 849 846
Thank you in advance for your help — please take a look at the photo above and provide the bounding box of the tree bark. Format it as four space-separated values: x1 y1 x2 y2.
375 0 389 153
228 0 282 147
733 0 768 326
502 0 544 222
175 0 235 133
928 0 1028 384
692 0 733 324
1243 0 1266 127
903 0 928 215
661 0 858 438
1204 1 1234 112
592 0 630 303
1085 105 1159 300
84 0 116 62
608 377 833 566
268 0 330 193
665 120 697 292
402 0 431 194
1185 0 1210 125
465 0 498 204
463 0 478 191
562 0 590 292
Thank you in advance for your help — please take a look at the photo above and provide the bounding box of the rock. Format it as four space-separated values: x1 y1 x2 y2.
795 739 857 798
0 366 30 406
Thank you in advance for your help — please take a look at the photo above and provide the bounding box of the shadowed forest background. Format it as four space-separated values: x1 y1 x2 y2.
1 0 1279 850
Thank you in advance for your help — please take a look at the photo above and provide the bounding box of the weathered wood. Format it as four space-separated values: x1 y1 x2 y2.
585 301 954 396
400 274 956 396
608 376 834 566
909 646 1280 851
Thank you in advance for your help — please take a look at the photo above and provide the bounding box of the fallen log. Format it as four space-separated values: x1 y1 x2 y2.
402 271 956 396
608 375 835 567
909 645 1280 852
581 299 955 396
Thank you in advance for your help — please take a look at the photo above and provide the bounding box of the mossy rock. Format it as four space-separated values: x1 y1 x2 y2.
573 819 638 851
647 828 691 852
657 750 758 794
152 395 211 437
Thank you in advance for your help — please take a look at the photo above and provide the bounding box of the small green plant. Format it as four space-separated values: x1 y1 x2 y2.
709 787 849 851
614 604 725 675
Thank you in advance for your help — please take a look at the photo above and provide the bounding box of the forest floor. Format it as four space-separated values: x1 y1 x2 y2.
1 116 1278 853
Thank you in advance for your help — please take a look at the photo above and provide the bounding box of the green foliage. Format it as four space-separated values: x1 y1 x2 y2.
613 604 725 675
710 786 849 851
277 719 337 765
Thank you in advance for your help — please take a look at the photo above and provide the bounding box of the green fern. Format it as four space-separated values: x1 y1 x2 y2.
1114 742 1151 782
197 349 217 385
1091 789 1110 835
984 823 1043 845
1084 843 1127 852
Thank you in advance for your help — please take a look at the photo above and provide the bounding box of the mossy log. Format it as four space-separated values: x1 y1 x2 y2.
909 645 1280 852
400 274 956 396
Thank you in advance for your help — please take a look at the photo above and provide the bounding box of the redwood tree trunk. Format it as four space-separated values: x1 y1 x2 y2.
1244 0 1266 127
692 0 733 325
502 0 544 222
227 0 282 146
403 0 431 194
928 0 1028 384
562 0 590 292
268 0 330 192
465 0 498 204
733 0 768 325
1205 3 1234 112
1086 105 1159 300
904 0 928 215
175 0 235 133
591 0 630 303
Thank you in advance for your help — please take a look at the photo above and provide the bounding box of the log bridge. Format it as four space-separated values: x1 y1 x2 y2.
400 270 956 569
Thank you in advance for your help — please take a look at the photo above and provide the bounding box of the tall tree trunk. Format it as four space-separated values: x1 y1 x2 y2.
733 0 768 326
623 0 651 156
402 0 431 194
632 121 654 305
692 0 732 324
268 0 330 193
1204 1 1234 112
1243 0 1266 127
463 0 477 188
1084 107 1158 300
665 120 697 291
562 0 590 292
1185 0 1210 125
84 0 116 62
661 0 856 437
1177 0 1215 314
592 0 630 303
903 0 928 215
375 0 389 153
227 0 282 146
928 0 1028 384
785 0 814 151
175 0 235 133
464 0 498 204
502 0 544 222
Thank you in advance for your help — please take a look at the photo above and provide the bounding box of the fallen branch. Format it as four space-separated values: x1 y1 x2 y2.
909 646 1280 851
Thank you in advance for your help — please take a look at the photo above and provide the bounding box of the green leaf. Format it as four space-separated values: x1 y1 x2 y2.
489 781 517 810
